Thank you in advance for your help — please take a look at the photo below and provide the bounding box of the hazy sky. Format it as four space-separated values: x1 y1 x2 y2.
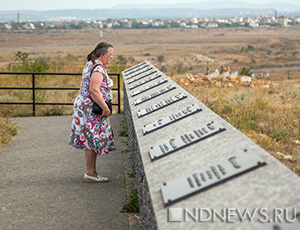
2 0 300 11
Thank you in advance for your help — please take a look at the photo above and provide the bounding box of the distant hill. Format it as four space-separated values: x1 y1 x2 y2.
1 1 300 22
113 1 300 11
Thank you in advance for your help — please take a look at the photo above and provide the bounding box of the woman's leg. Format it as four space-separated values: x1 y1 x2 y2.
84 149 98 176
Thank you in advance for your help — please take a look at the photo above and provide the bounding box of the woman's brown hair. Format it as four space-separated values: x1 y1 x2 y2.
87 41 113 64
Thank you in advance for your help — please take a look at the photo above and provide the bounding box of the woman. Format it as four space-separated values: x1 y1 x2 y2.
69 41 115 183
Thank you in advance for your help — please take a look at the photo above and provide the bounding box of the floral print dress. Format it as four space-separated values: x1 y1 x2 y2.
68 60 115 155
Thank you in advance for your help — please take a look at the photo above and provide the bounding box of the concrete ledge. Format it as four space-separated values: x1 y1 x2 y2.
123 62 300 230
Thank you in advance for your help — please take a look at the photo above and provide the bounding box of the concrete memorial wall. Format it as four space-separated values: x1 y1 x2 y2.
122 62 300 230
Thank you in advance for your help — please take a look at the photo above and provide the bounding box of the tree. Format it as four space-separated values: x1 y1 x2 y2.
10 51 48 72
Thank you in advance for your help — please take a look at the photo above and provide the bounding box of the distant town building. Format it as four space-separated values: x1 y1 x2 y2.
278 16 288 26
23 23 35 30
206 22 218 28
112 21 120 27
189 24 198 29
104 22 112 28
180 22 187 27
17 13 21 23
192 17 198 24
3 24 12 30
217 19 229 23
123 20 132 28
249 21 259 27
1 14 300 31
55 22 63 27
152 21 164 27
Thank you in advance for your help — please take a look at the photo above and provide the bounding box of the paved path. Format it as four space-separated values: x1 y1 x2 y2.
0 114 138 230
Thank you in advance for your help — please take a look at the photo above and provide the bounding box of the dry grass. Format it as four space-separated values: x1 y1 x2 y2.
0 117 18 152
1 27 300 73
174 73 300 176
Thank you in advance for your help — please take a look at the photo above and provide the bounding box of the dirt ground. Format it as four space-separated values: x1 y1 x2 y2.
1 27 300 73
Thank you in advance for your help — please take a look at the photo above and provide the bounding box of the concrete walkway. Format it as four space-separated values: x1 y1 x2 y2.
0 114 139 230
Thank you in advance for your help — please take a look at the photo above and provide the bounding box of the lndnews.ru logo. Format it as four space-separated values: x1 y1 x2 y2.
168 208 298 223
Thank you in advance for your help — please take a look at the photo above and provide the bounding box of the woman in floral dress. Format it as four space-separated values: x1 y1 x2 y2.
69 41 115 182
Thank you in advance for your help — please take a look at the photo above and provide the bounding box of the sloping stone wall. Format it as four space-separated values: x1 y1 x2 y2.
123 62 300 230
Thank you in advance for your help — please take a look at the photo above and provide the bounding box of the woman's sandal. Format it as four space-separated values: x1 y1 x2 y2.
83 173 109 183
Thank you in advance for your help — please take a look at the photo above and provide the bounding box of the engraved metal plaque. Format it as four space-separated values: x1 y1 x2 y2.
123 61 148 75
129 74 162 90
143 104 202 135
137 93 187 118
128 70 157 83
131 79 168 97
134 85 176 105
161 150 266 206
124 64 149 76
126 67 154 80
149 121 225 160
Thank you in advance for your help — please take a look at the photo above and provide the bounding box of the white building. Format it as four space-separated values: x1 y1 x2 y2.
187 24 198 29
250 22 259 27
206 22 218 28
217 19 229 23
278 16 288 26
104 22 112 28
192 17 198 24
23 23 35 30
152 21 164 27
124 21 132 28
180 22 187 27
3 24 12 30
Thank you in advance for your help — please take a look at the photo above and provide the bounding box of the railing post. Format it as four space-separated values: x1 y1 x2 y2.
32 73 36 116
117 74 121 113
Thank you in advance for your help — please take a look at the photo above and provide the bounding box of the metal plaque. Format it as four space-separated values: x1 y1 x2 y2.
123 61 148 75
129 74 162 90
137 93 187 118
125 63 150 76
128 70 157 84
143 104 202 135
131 79 168 97
124 64 149 76
124 61 147 72
126 67 154 80
161 150 266 206
134 85 176 105
149 121 226 160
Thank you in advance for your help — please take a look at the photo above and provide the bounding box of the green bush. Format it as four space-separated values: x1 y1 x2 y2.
241 45 256 53
157 55 165 63
271 129 289 141
239 67 253 76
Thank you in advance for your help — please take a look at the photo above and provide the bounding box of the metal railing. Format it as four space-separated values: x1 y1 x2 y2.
0 72 121 116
